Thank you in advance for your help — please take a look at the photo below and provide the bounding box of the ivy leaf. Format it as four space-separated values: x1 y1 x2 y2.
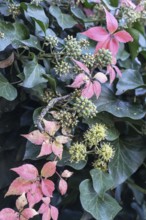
22 58 47 88
90 169 114 196
0 73 17 101
93 86 145 119
49 6 77 30
71 6 87 20
109 138 146 186
128 28 140 60
80 179 121 220
116 69 145 95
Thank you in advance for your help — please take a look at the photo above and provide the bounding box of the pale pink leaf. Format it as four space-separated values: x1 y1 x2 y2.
107 66 116 84
42 209 51 220
27 182 43 207
108 38 119 55
5 177 31 196
61 170 73 178
94 72 107 83
52 141 63 159
92 81 101 99
81 81 94 99
59 179 68 195
82 27 109 42
16 193 27 211
114 30 133 43
37 140 52 158
113 65 122 77
0 208 19 220
43 120 60 136
38 203 48 214
11 164 38 181
104 9 118 33
42 197 51 205
41 179 55 197
20 208 38 220
73 59 90 74
50 206 59 220
21 130 45 145
41 161 57 178
68 73 87 88
55 135 71 144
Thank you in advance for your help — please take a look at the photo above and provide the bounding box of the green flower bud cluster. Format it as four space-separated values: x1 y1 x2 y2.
95 49 112 68
8 3 21 18
54 61 70 75
41 89 56 103
53 110 78 128
45 35 58 47
73 97 97 118
69 142 87 162
84 123 107 147
64 36 82 59
96 143 115 162
120 6 141 26
81 53 95 68
79 39 90 48
0 32 4 39
92 159 108 171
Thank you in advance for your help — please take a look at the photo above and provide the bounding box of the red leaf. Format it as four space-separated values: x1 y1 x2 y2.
0 208 19 220
41 161 57 178
81 81 94 99
41 179 55 197
11 164 38 181
104 9 118 33
68 73 87 88
37 140 52 158
50 205 59 220
20 208 38 220
43 120 60 136
82 27 109 42
114 30 133 43
72 59 90 74
5 177 31 196
27 182 43 207
95 38 110 54
108 38 119 55
107 65 116 84
22 130 45 145
59 179 68 195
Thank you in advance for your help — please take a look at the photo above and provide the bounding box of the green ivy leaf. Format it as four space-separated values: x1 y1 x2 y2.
49 6 77 30
116 69 144 95
80 179 121 220
93 86 145 119
90 169 114 196
71 6 86 20
109 138 146 186
22 58 47 88
128 28 140 60
0 73 17 101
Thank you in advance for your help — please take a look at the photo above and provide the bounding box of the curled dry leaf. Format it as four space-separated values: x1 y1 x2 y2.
0 52 14 68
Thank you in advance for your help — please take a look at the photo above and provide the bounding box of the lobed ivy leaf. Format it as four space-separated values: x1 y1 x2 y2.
109 138 146 186
116 69 145 95
93 86 145 119
80 179 121 220
0 73 17 101
71 6 87 20
49 6 77 30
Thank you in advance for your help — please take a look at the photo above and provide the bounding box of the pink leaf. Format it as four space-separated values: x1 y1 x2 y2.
72 59 90 74
104 9 118 33
107 66 116 84
108 38 119 55
55 135 71 144
52 141 63 159
81 81 94 99
20 208 38 220
95 38 110 54
82 27 109 42
61 170 73 178
41 161 57 178
42 197 51 205
43 120 60 136
113 65 122 77
94 72 107 83
5 177 31 196
68 73 87 88
114 30 133 43
59 179 68 195
50 206 59 220
11 164 38 181
27 182 43 207
16 193 27 211
39 203 48 214
0 208 19 220
37 140 52 158
92 81 102 99
22 130 45 145
41 179 55 197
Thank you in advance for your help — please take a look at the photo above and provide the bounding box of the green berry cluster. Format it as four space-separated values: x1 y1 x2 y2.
95 49 112 68
45 36 58 47
41 89 56 103
81 53 95 68
79 39 90 48
73 97 97 118
92 159 108 171
8 3 21 18
69 142 87 163
54 61 70 75
84 123 107 147
52 110 78 129
120 6 141 27
64 36 82 59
